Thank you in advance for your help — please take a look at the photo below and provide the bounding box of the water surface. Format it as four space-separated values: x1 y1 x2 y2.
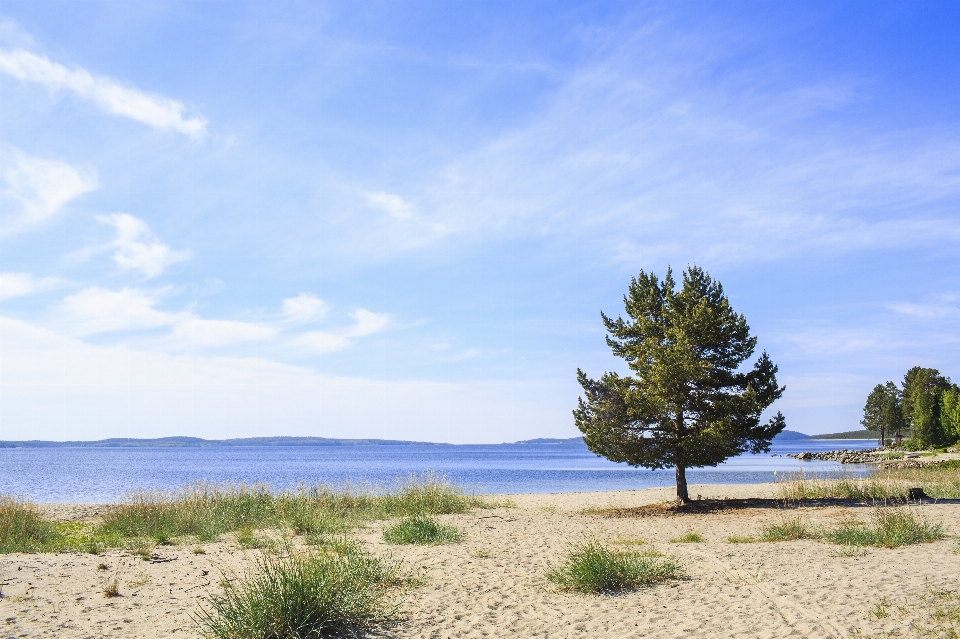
0 439 876 503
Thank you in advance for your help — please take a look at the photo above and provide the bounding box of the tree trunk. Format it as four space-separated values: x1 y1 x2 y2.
675 465 690 505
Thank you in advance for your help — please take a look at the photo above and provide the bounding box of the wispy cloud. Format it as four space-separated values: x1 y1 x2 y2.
0 272 60 301
888 301 960 320
61 287 182 335
0 147 97 235
0 316 575 442
282 293 328 323
291 308 390 353
290 331 353 354
346 309 390 337
99 214 190 278
365 192 417 220
170 319 276 348
0 48 207 137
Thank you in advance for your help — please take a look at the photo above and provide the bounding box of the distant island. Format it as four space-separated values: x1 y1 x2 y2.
809 430 881 440
0 429 865 448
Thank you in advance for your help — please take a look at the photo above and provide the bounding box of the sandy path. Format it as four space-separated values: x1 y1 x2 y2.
3 484 959 638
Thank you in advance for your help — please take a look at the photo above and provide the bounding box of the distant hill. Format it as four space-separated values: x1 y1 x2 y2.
773 430 810 440
0 430 818 448
811 430 881 440
0 436 450 448
512 437 586 445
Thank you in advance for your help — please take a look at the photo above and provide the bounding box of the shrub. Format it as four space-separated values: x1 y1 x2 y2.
0 495 61 553
824 507 944 548
195 542 403 638
544 540 684 594
382 515 463 545
760 517 817 542
669 531 704 543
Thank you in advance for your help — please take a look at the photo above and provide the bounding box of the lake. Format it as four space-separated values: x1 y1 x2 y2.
0 439 877 503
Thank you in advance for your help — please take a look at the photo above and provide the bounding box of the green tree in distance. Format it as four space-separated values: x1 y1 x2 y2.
942 389 960 443
574 266 786 504
902 367 956 448
861 382 905 446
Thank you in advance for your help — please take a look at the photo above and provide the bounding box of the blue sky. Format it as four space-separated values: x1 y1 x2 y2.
1 1 958 443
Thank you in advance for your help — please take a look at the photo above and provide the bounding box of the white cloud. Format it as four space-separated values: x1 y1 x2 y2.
170 319 276 348
291 331 353 354
346 309 390 337
888 302 960 320
290 309 390 354
0 272 60 301
99 213 190 278
61 287 180 335
0 48 206 137
0 316 576 443
365 192 416 220
0 147 97 234
282 293 328 323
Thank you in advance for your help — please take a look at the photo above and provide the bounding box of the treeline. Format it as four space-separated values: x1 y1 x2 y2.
862 366 960 449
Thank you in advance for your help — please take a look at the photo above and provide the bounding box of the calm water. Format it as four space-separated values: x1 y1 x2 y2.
0 439 877 503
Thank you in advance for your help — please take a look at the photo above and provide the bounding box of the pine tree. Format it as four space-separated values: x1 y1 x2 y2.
574 266 785 504
861 382 905 446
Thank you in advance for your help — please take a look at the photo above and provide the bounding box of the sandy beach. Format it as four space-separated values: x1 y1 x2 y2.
3 482 958 638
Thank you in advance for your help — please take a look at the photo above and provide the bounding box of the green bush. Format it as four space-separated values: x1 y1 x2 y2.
824 507 944 548
760 517 817 542
669 531 704 543
382 515 463 545
544 540 684 594
195 542 403 638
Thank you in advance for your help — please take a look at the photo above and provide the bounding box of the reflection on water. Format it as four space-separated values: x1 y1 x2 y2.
0 439 877 503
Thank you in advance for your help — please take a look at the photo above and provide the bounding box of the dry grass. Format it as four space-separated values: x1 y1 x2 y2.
775 464 960 503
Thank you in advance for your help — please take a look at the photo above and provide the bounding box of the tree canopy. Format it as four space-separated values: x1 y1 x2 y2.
861 382 905 445
862 367 959 449
574 265 785 504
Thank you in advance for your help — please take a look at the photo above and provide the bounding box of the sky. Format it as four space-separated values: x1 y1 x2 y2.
0 1 958 443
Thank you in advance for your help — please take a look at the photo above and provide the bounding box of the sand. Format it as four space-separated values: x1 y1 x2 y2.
3 483 959 638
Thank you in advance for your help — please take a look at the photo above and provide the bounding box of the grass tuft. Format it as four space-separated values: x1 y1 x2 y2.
824 507 944 548
544 540 684 594
759 517 817 542
669 531 705 543
194 542 405 638
726 535 757 544
0 495 62 553
383 515 463 545
103 578 120 598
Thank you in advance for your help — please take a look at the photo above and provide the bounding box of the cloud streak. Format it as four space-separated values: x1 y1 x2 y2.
0 147 97 235
99 214 191 278
0 48 207 137
0 272 60 301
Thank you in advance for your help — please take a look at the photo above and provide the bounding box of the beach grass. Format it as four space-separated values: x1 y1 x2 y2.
544 540 684 594
1 475 492 555
194 541 405 639
96 473 488 544
669 531 705 543
857 586 960 638
382 515 464 545
823 507 944 548
0 496 62 553
759 516 817 542
775 463 960 503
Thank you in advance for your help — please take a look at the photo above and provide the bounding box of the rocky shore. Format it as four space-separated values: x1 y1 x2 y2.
786 449 877 464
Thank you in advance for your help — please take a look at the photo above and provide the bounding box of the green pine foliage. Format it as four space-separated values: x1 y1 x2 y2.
860 367 958 449
574 265 785 503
